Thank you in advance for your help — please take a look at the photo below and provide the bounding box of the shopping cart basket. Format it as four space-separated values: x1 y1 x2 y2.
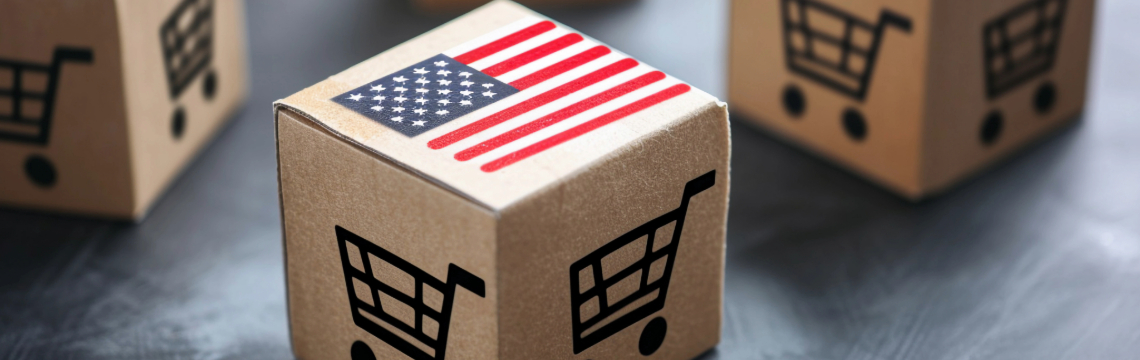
780 0 912 140
569 170 716 356
0 47 93 186
335 226 486 360
978 0 1067 145
160 0 217 140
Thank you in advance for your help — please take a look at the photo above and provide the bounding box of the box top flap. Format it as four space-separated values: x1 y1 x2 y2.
275 0 721 210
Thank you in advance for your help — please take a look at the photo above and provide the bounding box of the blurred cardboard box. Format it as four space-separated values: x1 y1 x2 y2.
275 2 729 359
730 0 1095 198
415 0 630 13
0 0 248 219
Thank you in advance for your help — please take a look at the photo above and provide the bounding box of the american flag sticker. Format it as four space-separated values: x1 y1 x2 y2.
332 17 691 172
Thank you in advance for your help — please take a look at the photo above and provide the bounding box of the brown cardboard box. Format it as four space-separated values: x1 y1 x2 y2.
0 0 248 219
729 0 1095 198
275 2 729 359
415 0 630 14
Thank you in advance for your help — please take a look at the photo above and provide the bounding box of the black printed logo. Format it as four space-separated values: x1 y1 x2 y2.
979 0 1067 146
160 0 217 140
0 47 93 187
779 0 912 141
569 170 716 356
335 226 486 360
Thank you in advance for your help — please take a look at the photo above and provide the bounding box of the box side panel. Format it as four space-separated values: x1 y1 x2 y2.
277 109 498 360
729 0 931 197
921 0 1094 193
0 0 135 217
496 102 729 359
116 0 250 217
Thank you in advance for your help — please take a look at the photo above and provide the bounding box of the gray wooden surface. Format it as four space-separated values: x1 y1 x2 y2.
2 0 1139 359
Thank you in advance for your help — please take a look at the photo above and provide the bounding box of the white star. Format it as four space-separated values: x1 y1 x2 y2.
392 106 405 113
437 89 452 95
347 93 363 101
413 120 427 127
437 99 452 106
415 88 429 94
437 70 452 76
460 81 474 87
458 71 472 78
370 84 386 92
433 61 448 67
437 79 452 86
413 67 429 75
394 87 407 93
415 77 430 85
372 95 386 101
415 97 428 105
460 100 473 106
482 91 497 98
393 76 408 83
460 90 474 97
482 83 495 89
435 110 450 115
391 116 403 122
370 106 383 111
413 108 427 115
393 96 407 103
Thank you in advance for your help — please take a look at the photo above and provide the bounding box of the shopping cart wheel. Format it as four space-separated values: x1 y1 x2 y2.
638 316 667 356
24 155 57 188
842 109 867 141
350 341 376 360
203 69 218 101
980 111 1003 146
1034 81 1056 114
782 84 806 118
172 107 186 140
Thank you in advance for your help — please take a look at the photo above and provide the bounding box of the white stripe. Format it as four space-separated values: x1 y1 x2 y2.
466 27 572 71
494 39 602 84
473 76 684 164
425 52 628 141
441 17 546 58
445 64 662 159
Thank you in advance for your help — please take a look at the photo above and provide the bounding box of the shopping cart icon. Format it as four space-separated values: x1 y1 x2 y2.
160 0 217 140
780 0 912 141
335 226 486 360
569 170 716 356
0 47 93 187
979 0 1067 145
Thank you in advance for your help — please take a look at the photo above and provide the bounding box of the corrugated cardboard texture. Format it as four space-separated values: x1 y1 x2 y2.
0 0 248 218
276 0 722 210
0 0 134 216
497 101 728 359
278 109 500 360
729 0 1095 198
117 0 250 217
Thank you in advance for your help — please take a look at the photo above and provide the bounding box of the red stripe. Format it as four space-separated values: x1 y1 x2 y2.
456 71 666 161
482 34 583 77
453 21 556 64
428 58 639 150
510 46 610 90
481 84 691 172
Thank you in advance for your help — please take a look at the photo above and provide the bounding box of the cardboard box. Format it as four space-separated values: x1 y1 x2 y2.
729 0 1095 198
0 0 248 219
275 2 729 359
415 0 629 14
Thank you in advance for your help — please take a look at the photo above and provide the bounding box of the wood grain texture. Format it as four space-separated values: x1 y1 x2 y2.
1 0 1138 359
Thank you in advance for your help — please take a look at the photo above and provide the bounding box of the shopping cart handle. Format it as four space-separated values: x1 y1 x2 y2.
879 10 913 33
447 264 486 298
53 48 94 63
683 170 716 199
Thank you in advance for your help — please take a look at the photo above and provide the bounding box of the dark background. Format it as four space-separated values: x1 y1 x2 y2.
3 0 1139 359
